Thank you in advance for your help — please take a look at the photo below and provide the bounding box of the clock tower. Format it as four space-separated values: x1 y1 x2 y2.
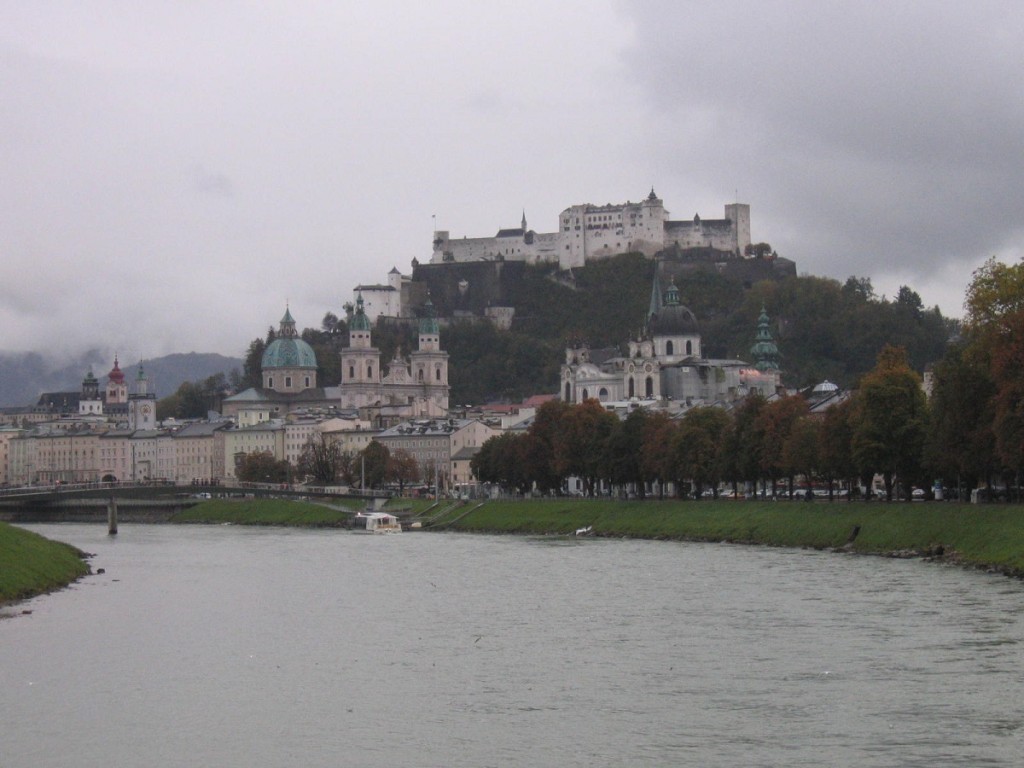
128 364 158 430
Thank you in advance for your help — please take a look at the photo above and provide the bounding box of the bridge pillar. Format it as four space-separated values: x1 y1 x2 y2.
107 497 118 535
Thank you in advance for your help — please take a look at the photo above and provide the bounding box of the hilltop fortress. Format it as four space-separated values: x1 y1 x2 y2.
431 189 752 270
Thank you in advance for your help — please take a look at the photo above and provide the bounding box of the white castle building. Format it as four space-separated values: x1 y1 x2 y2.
431 189 752 271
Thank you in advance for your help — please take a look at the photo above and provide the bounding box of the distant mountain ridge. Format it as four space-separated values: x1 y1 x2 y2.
0 351 243 408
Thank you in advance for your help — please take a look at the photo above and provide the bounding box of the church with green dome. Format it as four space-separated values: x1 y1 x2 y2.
261 308 319 393
561 269 781 409
222 299 450 424
221 307 339 420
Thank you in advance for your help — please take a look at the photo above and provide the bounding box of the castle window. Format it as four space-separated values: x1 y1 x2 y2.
599 388 608 401
368 365 374 379
666 341 674 355
628 378 635 398
349 365 355 379
268 377 274 389
285 376 292 388
304 376 310 388
565 382 571 401
645 377 654 397
686 340 693 355
435 368 441 381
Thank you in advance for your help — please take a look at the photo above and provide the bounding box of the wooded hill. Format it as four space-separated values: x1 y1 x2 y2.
244 253 954 407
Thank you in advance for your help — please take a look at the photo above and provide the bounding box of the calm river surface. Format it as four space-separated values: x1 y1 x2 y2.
3 524 1023 767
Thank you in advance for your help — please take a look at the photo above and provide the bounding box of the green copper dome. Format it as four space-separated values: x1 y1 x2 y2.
262 337 317 369
261 307 318 370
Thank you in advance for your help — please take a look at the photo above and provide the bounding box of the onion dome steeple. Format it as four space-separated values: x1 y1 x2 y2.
350 293 372 332
648 276 699 336
278 306 298 338
107 356 125 384
663 278 681 307
419 295 440 336
750 305 780 372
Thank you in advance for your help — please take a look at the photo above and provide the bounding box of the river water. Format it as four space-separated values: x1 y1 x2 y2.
2 524 1023 767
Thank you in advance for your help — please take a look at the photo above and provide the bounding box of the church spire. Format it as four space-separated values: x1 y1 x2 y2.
750 305 780 372
647 261 664 327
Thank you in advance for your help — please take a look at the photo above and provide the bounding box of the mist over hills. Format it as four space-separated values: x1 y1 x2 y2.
0 351 243 408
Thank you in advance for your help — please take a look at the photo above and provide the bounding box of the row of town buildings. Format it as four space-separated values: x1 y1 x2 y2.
0 409 506 492
0 272 782 492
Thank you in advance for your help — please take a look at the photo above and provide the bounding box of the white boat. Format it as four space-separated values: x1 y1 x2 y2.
355 511 403 534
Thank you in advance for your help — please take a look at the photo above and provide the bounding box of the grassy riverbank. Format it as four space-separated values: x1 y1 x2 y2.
0 522 91 605
432 499 1024 576
170 498 360 526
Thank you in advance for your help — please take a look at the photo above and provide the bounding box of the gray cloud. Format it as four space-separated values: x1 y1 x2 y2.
1 1 1019 365
618 0 1024 307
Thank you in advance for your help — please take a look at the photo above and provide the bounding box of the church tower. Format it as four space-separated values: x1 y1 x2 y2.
106 356 128 404
128 364 157 430
410 297 449 412
750 305 780 372
79 368 103 415
339 293 382 407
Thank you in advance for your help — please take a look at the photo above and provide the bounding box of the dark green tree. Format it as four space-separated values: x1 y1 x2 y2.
604 408 649 498
236 451 290 483
924 342 996 497
851 345 929 501
297 434 345 484
672 406 731 498
387 448 420 494
358 442 390 490
551 399 617 496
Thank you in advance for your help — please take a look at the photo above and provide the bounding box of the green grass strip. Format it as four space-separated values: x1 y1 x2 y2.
170 498 360 526
438 500 1024 574
0 522 91 604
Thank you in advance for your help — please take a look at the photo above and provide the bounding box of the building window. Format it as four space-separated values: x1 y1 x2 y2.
268 377 274 389
645 377 654 397
304 376 310 388
686 340 693 355
367 365 373 379
666 341 674 355
285 376 292 388
349 365 355 379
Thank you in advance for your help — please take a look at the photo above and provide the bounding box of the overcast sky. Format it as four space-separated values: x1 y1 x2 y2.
2 1 1022 363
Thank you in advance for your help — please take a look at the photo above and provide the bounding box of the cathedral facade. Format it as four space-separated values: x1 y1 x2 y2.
561 275 781 409
339 294 449 416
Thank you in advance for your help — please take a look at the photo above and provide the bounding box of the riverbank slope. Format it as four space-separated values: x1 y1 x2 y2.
430 500 1024 576
0 522 91 605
